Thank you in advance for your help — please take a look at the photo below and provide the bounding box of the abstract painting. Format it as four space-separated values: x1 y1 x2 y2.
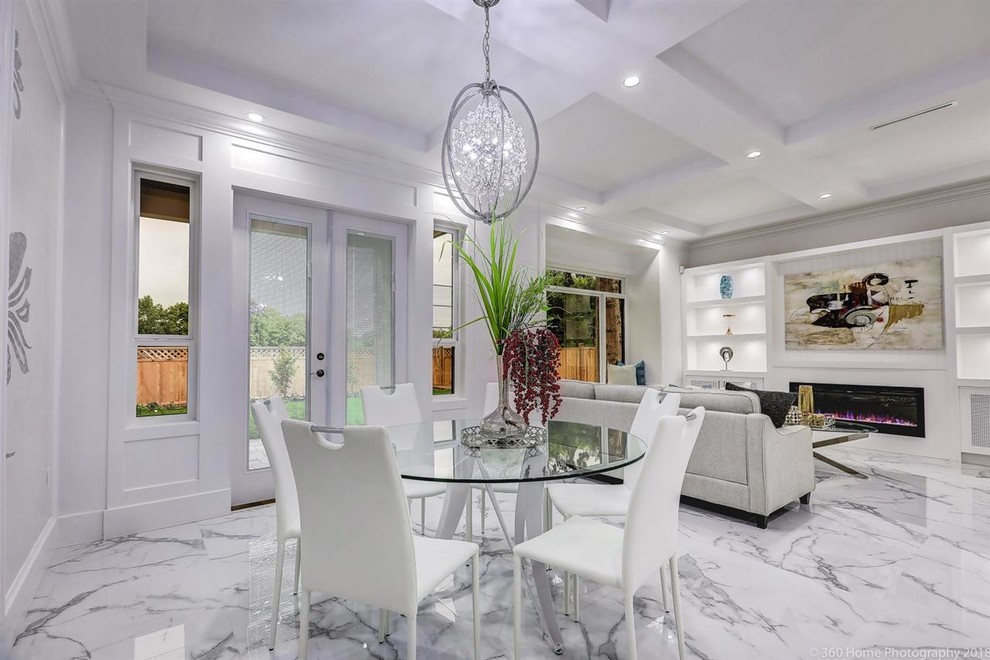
784 257 943 350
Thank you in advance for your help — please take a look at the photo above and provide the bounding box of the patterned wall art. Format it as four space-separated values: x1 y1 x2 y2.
784 256 944 350
12 29 23 119
7 232 32 382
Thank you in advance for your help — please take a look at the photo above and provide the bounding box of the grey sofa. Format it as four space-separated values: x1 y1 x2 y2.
554 380 814 528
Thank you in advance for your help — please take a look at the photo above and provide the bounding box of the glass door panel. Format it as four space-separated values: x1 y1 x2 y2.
248 219 310 470
345 232 394 424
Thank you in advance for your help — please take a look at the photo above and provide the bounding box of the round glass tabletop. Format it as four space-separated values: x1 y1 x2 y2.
388 418 647 484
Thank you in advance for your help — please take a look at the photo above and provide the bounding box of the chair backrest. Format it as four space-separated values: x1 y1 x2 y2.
622 407 704 592
267 395 291 422
281 420 419 615
622 390 681 493
250 400 299 536
361 383 423 427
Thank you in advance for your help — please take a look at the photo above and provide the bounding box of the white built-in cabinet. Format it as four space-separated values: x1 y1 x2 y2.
682 261 768 387
949 224 990 456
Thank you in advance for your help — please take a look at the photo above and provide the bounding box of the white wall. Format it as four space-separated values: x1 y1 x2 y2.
0 0 63 652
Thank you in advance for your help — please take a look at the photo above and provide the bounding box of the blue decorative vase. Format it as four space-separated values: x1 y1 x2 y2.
719 275 734 299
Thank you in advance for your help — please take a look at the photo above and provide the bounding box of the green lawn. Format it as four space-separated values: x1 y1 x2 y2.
248 396 365 438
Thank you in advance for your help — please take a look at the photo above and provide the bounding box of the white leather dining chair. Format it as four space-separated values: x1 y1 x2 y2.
545 390 681 619
250 398 301 650
513 408 705 660
282 420 481 660
361 384 446 535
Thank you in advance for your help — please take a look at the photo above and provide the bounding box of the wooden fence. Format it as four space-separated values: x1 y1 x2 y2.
137 347 189 405
433 346 453 391
558 346 598 382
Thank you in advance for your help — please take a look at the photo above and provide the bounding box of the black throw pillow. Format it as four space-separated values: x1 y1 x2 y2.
724 382 796 428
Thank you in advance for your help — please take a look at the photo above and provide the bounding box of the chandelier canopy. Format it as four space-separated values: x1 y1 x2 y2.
441 0 539 224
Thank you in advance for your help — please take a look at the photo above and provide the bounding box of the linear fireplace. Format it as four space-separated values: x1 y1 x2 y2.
788 382 926 438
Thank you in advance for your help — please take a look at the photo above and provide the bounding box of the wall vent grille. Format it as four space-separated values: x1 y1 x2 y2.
971 394 990 449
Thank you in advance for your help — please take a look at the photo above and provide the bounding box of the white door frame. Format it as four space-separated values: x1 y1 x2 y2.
231 193 330 505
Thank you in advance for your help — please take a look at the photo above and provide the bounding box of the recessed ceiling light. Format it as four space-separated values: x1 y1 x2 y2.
660 230 669 235
576 206 586 211
819 192 833 199
567 212 578 218
622 75 641 88
747 150 762 159
247 112 265 123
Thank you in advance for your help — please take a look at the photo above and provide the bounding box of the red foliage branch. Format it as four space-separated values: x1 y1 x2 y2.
502 327 562 425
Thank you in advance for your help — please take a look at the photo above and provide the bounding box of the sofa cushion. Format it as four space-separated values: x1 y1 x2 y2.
558 379 597 400
594 384 649 404
665 388 760 414
606 363 637 385
725 382 796 428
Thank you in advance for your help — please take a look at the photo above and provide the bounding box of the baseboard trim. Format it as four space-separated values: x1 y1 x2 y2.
962 452 990 467
103 488 230 539
54 509 105 548
1 516 57 657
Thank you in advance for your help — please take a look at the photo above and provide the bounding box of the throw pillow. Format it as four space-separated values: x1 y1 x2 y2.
617 360 647 385
606 363 637 385
724 382 796 428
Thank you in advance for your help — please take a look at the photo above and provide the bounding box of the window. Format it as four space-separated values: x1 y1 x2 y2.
433 225 458 395
135 177 194 417
546 269 625 383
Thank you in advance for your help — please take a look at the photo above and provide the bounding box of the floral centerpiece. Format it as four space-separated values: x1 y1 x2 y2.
454 220 562 442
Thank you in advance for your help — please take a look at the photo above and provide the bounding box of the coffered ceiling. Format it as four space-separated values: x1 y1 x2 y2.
56 0 990 243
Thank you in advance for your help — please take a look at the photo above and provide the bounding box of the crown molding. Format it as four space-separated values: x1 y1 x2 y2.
689 177 990 250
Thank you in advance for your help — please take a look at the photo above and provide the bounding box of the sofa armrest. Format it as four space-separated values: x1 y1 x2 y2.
745 416 814 515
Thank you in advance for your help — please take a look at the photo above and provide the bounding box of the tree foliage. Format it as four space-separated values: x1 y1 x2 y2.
250 306 307 347
138 296 189 335
269 345 298 398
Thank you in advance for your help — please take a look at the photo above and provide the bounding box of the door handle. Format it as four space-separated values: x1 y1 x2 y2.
310 369 325 378
5 451 14 459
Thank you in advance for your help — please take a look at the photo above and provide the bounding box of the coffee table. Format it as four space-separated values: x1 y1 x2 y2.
811 421 876 479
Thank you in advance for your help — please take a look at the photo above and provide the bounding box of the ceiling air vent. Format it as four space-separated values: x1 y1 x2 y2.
870 101 958 131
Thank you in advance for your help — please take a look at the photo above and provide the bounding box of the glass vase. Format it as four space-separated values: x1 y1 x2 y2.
480 354 526 441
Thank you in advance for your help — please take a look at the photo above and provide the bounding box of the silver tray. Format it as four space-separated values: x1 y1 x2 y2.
459 425 547 449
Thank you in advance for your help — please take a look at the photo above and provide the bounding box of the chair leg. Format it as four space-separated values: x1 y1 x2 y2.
625 594 638 660
660 564 670 613
513 553 522 660
669 555 686 660
573 574 580 622
298 589 310 660
472 551 481 660
421 497 427 535
407 612 417 660
269 538 285 650
480 490 487 534
293 539 301 596
378 609 386 643
563 571 570 616
466 494 473 542
542 489 552 533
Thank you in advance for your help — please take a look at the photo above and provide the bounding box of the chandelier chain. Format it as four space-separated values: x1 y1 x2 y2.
483 5 491 82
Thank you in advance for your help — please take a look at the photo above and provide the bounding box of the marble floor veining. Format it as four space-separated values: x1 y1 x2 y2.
10 446 990 660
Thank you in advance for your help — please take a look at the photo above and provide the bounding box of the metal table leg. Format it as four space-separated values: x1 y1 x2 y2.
813 451 869 479
517 479 565 654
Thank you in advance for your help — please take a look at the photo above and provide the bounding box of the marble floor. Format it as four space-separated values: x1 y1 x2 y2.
10 446 990 660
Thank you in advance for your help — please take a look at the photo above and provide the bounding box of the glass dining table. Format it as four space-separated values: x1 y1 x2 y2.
387 418 647 654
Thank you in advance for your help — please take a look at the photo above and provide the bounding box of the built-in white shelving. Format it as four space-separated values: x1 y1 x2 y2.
951 225 990 456
681 261 768 380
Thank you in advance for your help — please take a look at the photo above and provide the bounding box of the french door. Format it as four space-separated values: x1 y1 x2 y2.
231 195 407 505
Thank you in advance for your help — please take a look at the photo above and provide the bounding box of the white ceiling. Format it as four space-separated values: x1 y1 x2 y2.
57 0 990 243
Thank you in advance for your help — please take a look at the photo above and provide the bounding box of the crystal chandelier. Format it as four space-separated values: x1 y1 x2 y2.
441 0 539 224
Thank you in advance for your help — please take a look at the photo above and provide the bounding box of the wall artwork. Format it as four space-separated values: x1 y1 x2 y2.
784 256 944 350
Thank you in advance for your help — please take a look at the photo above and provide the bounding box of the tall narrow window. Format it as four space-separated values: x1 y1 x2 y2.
136 178 193 417
546 270 626 383
346 232 394 424
433 226 458 395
